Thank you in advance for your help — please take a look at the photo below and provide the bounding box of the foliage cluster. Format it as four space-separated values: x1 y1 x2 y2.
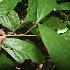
0 0 70 70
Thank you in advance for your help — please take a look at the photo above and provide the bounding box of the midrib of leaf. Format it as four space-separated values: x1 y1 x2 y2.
37 1 47 23
37 0 56 23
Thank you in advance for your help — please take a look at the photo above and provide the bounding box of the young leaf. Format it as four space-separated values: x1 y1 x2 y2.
56 2 70 10
0 53 13 70
37 0 56 23
0 0 21 15
0 10 20 31
1 38 44 64
38 24 70 70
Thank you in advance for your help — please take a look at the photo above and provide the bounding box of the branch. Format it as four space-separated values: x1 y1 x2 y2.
24 23 37 35
5 34 39 37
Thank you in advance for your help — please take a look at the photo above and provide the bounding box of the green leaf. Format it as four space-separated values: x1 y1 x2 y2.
0 0 3 2
0 53 13 70
37 0 56 23
25 0 37 22
44 16 66 30
56 2 70 10
0 10 20 31
38 24 70 70
0 0 21 15
18 0 37 29
1 38 44 64
62 30 70 41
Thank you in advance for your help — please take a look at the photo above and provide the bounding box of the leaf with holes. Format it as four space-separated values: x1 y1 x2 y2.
38 23 70 70
0 0 21 15
56 2 70 10
0 10 20 31
1 38 44 63
37 0 56 23
0 53 13 70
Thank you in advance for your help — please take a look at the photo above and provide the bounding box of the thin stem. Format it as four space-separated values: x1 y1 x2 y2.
5 34 39 37
13 18 27 33
13 22 24 33
24 24 37 35
13 14 34 33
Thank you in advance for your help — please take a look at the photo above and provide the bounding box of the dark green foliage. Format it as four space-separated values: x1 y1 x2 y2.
0 0 70 70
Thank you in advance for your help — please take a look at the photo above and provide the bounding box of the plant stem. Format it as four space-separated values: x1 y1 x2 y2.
24 24 37 35
5 34 39 37
13 18 27 33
